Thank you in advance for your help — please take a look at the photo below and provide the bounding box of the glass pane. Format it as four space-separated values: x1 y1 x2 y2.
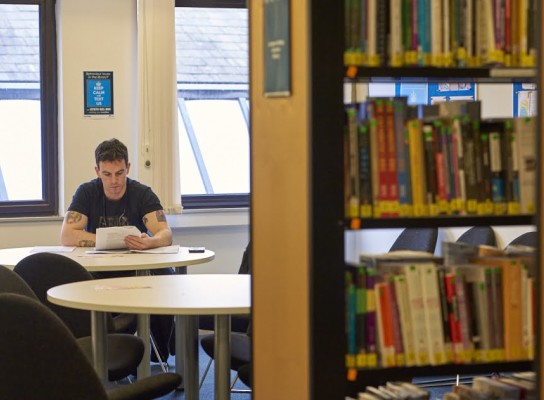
182 99 249 194
0 4 43 201
175 7 249 199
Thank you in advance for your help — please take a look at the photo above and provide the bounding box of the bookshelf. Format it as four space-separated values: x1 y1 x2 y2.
250 2 541 400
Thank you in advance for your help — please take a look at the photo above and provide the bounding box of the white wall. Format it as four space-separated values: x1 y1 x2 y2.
0 0 249 275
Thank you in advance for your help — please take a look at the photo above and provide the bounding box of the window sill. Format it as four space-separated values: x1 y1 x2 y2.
167 208 249 229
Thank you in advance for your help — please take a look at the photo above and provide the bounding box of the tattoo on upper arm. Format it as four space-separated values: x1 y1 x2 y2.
156 210 166 222
78 240 95 247
66 211 83 224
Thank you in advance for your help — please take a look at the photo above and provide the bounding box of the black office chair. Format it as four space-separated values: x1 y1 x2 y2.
199 243 252 391
0 292 181 400
0 264 39 299
456 226 497 247
506 231 537 248
237 363 251 388
13 252 145 382
389 227 438 253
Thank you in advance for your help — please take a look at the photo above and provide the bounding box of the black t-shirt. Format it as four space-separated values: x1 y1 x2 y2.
67 177 163 234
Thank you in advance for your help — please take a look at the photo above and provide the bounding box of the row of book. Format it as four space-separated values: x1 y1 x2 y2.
345 244 535 369
344 0 537 67
344 98 536 222
346 380 430 399
442 374 536 399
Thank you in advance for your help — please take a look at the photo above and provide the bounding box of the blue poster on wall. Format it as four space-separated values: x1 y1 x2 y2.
395 82 475 105
427 82 475 103
84 71 114 116
513 83 537 117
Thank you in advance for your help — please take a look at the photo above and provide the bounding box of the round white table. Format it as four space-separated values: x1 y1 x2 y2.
48 274 251 400
0 246 215 385
0 246 215 273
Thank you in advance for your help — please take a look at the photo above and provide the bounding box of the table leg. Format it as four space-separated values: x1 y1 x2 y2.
137 313 151 378
91 311 108 381
135 269 151 378
178 314 199 400
215 314 232 400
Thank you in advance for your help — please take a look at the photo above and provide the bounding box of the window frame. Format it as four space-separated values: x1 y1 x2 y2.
175 0 249 210
0 0 58 217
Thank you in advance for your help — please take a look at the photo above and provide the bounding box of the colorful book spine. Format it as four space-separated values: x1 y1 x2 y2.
355 265 368 366
387 275 405 366
404 264 430 365
358 116 373 218
420 262 446 365
393 97 412 216
365 269 378 366
385 99 399 217
375 281 396 367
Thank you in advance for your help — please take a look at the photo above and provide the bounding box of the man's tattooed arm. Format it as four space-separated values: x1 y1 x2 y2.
156 210 167 222
65 211 83 224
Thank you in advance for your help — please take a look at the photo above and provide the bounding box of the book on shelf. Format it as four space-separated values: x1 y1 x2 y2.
392 273 417 366
407 107 427 216
365 268 379 366
472 376 522 398
393 97 412 216
344 0 536 67
359 113 373 218
437 267 454 363
375 280 396 367
497 376 536 399
385 98 400 217
386 275 406 366
470 255 525 361
419 262 447 364
515 117 536 214
502 118 521 215
448 264 475 363
345 105 360 218
355 265 367 365
420 104 440 215
452 383 490 399
360 250 441 266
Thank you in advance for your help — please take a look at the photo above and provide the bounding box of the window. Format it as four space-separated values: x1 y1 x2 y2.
0 1 58 217
175 0 249 209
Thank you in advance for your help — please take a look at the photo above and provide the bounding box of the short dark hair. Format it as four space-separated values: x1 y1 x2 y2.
95 138 129 166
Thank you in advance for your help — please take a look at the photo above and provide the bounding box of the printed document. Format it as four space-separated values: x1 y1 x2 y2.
95 226 141 250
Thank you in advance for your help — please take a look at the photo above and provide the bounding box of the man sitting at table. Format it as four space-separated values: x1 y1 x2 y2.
60 137 174 362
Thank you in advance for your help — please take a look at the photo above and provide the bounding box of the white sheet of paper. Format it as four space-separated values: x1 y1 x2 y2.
95 226 141 250
30 246 76 254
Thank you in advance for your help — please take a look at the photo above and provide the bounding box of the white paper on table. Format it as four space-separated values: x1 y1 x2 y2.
95 225 141 250
30 246 76 254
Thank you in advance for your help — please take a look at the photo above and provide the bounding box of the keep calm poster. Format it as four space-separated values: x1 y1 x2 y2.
84 71 114 116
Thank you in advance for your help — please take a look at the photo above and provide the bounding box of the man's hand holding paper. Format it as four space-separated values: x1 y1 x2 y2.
95 226 141 250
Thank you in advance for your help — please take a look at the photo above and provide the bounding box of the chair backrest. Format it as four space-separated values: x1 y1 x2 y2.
237 242 251 275
0 293 107 400
200 242 251 332
13 252 114 338
389 228 438 253
507 231 537 248
456 226 497 247
0 264 39 299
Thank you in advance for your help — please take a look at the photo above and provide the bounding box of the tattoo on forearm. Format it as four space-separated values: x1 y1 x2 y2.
66 211 83 224
78 240 95 247
156 210 167 222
